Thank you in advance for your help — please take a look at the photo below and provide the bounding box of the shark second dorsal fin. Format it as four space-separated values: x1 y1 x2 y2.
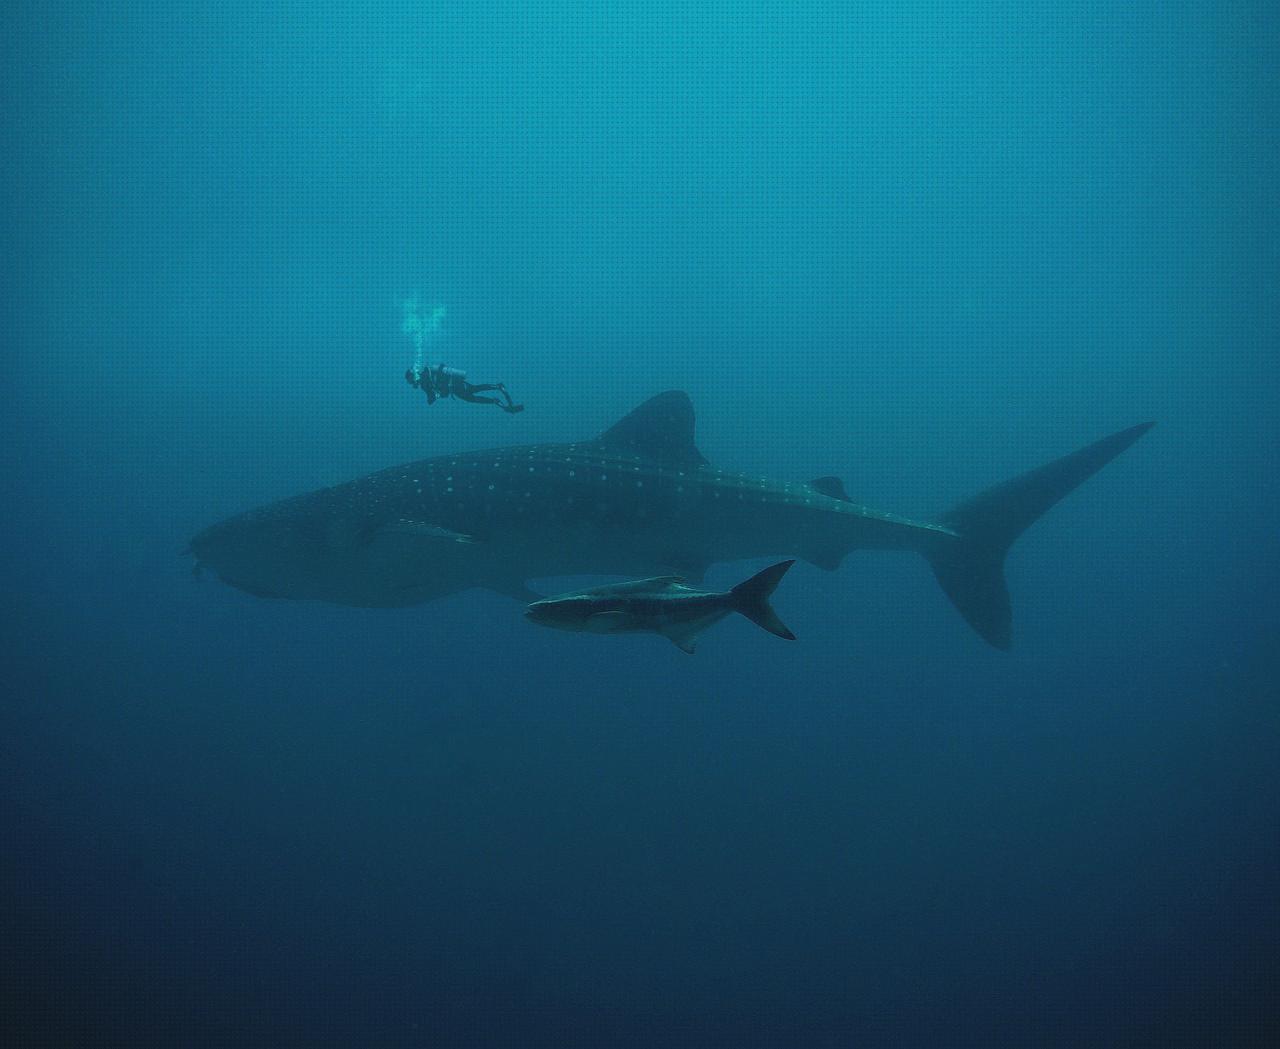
808 476 851 502
593 391 708 467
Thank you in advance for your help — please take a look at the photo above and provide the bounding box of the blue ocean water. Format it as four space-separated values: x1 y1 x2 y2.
3 2 1277 1046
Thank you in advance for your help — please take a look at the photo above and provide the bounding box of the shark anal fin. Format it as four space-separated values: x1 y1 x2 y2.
804 545 846 571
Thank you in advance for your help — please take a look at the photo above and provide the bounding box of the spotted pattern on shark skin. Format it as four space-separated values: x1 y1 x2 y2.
328 445 925 536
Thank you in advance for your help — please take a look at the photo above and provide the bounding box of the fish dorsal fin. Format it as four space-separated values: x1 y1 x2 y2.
594 391 708 467
808 476 851 502
642 575 688 590
593 575 687 596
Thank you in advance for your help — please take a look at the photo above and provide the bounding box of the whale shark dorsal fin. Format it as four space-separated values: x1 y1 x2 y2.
594 391 708 467
808 476 851 502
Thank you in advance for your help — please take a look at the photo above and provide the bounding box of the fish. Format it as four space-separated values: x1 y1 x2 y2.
524 560 797 654
188 390 1153 648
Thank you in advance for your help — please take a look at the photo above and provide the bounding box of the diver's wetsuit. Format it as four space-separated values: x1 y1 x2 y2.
406 366 523 413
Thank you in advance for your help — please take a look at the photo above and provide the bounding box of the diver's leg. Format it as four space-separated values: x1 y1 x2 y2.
490 382 518 408
456 390 504 407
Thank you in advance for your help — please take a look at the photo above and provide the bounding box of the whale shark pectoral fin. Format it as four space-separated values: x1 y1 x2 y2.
376 519 481 544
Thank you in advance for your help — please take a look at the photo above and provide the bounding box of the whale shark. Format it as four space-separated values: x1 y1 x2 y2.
188 391 1153 648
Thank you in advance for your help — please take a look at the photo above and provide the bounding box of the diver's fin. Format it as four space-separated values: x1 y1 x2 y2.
927 422 1154 649
730 560 797 641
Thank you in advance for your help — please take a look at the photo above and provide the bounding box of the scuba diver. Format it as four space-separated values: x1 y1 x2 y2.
406 364 523 414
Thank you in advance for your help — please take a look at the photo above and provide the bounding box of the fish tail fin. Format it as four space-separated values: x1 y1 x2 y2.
926 422 1154 649
730 560 798 641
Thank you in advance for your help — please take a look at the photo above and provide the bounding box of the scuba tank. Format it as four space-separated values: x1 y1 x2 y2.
431 365 466 398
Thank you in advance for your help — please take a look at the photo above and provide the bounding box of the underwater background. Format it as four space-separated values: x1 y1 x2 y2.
3 2 1277 1046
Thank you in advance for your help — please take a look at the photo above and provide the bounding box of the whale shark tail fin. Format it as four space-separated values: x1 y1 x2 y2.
731 560 798 641
928 422 1154 649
